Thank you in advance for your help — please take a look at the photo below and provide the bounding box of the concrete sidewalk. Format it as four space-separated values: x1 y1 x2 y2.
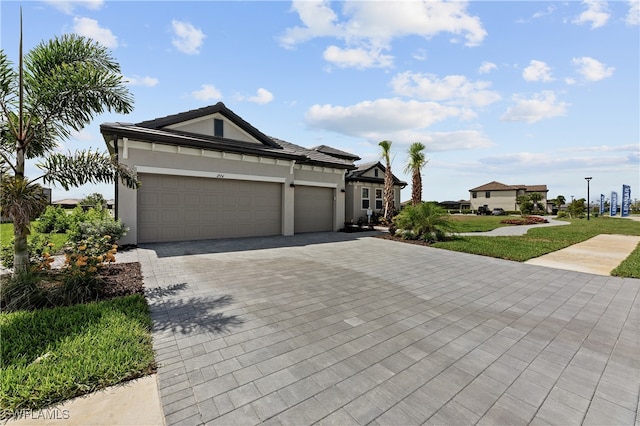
526 234 640 275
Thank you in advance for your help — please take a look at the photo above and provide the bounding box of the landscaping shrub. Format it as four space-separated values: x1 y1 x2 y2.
392 202 455 242
33 206 70 233
0 270 50 311
0 235 54 270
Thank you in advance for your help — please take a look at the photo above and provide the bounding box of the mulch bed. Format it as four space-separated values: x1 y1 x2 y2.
98 262 145 299
374 234 435 247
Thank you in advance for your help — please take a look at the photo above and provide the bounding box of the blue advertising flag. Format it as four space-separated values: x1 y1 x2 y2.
610 191 618 216
621 185 631 217
600 194 604 215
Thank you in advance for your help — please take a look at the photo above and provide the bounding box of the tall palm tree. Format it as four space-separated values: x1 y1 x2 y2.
0 13 138 272
378 140 395 221
404 142 428 206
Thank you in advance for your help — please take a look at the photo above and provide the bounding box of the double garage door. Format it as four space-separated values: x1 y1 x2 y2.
138 174 282 243
137 175 335 243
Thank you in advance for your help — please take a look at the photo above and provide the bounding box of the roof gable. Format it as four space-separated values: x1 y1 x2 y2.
136 102 280 148
346 161 407 187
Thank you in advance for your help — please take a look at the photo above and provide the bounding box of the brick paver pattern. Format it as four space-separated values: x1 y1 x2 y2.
137 233 640 425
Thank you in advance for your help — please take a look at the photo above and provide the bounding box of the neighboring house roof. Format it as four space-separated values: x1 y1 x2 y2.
101 102 355 170
346 161 407 187
311 145 361 161
469 181 548 192
52 198 81 205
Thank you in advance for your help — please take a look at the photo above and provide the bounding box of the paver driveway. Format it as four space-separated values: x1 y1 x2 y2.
137 232 640 425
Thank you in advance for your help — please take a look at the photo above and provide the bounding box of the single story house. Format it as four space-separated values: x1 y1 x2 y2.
101 102 359 245
343 162 407 223
469 181 550 212
438 200 472 212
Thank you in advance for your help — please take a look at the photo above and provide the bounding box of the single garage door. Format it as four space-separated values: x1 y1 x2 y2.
294 185 334 233
138 174 282 243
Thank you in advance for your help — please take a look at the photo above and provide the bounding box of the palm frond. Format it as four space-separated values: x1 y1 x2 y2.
36 149 139 190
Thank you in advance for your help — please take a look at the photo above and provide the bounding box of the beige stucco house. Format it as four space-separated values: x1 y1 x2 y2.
469 181 549 212
101 103 356 245
343 162 407 223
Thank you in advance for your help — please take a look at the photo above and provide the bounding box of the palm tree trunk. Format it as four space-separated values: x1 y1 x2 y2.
13 146 30 272
412 170 422 206
384 166 395 221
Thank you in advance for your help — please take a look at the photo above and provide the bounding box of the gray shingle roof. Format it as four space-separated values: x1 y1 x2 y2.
101 103 355 169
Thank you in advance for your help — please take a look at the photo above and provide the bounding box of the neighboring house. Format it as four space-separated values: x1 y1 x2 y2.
469 181 550 212
52 198 81 209
100 102 356 245
438 200 472 212
342 162 407 223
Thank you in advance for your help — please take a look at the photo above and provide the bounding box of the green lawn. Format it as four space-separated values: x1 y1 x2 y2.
434 217 640 277
0 295 155 418
449 214 513 232
0 222 68 252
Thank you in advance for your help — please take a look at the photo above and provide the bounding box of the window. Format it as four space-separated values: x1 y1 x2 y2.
214 119 224 137
375 189 383 210
374 169 379 177
485 191 491 198
361 187 370 209
472 192 477 199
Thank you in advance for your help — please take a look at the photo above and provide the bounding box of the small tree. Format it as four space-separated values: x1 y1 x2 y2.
404 142 428 207
0 13 138 272
529 192 543 212
567 198 586 218
379 140 395 221
517 195 533 215
81 193 107 211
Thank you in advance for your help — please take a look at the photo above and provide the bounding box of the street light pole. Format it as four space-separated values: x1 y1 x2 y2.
585 177 592 220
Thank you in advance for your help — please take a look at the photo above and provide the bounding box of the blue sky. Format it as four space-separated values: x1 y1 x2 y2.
2 0 639 204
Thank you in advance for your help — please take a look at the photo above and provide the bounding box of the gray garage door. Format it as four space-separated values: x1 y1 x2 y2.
294 186 334 233
138 174 282 243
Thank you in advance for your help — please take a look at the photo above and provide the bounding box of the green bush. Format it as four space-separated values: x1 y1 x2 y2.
34 206 69 233
66 206 127 243
557 211 568 218
0 235 54 270
393 202 455 242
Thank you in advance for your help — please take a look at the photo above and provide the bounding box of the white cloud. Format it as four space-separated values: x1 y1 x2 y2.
280 0 486 68
522 60 554 82
191 84 222 101
44 0 103 14
516 5 557 23
412 49 428 61
73 17 117 48
572 56 615 82
478 61 497 74
627 0 640 25
171 20 206 55
476 149 636 172
246 88 274 105
323 45 393 69
124 75 159 87
573 0 610 29
500 91 569 123
305 98 472 142
391 72 501 107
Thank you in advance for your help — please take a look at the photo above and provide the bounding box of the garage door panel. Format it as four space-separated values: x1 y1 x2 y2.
294 186 333 233
138 174 282 243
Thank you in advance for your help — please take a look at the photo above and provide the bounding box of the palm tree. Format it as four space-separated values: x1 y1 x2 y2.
555 195 566 212
378 140 395 221
0 13 138 272
404 142 428 206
